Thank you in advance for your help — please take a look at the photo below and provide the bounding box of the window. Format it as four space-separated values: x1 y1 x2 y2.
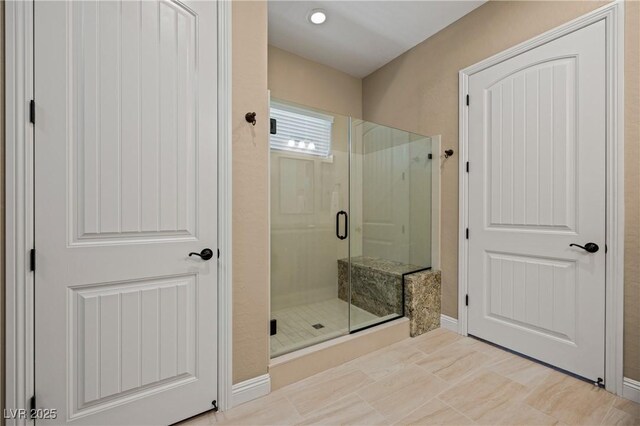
270 102 333 157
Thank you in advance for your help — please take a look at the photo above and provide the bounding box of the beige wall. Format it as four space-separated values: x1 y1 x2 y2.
1 2 5 420
362 0 640 380
623 0 640 382
268 45 362 118
232 0 270 384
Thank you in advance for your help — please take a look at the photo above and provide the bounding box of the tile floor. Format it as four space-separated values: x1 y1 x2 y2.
270 298 387 357
184 328 640 425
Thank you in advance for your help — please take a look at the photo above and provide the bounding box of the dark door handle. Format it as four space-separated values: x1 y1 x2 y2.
336 211 348 240
342 211 348 239
570 243 599 253
189 248 214 260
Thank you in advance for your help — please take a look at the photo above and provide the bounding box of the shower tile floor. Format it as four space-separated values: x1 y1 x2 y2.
270 298 390 358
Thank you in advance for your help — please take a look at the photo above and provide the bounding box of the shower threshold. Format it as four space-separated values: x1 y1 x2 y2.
270 298 398 358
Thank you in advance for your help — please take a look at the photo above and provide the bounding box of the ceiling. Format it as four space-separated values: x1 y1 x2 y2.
268 1 486 78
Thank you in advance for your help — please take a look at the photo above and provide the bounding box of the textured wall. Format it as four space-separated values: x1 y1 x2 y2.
1 2 5 419
624 0 640 382
363 0 640 380
268 45 362 118
232 0 270 384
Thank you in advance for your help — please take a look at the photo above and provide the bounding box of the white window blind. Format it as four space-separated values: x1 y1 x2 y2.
270 102 333 157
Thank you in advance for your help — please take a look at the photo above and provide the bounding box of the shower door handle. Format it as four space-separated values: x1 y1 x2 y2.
336 211 348 240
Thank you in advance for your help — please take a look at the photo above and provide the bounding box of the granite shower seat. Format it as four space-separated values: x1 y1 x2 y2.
338 256 441 337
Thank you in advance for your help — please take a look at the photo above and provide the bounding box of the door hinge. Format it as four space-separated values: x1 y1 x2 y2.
29 248 36 272
465 228 469 239
29 395 36 413
466 161 469 173
466 94 470 106
465 294 469 306
29 100 35 124
270 319 277 336
217 249 220 259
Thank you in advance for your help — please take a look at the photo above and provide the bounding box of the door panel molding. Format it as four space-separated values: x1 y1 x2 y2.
68 1 200 244
5 1 35 422
4 1 234 422
458 1 624 395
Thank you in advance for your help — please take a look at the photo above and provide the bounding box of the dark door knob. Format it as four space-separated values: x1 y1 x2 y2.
189 248 214 260
570 243 599 253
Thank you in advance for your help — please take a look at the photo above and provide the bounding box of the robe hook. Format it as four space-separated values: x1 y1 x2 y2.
245 112 257 126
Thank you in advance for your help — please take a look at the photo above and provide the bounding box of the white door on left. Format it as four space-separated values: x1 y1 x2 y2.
34 1 218 424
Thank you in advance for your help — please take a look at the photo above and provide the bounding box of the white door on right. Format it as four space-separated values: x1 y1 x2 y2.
467 20 606 382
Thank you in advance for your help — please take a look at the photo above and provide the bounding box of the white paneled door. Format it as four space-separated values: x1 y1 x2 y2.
34 1 218 424
467 21 606 381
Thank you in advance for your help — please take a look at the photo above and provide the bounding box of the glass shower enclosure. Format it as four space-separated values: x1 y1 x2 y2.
270 100 432 358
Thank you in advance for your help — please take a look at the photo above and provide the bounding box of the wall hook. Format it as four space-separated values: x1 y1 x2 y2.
245 112 257 126
444 149 454 158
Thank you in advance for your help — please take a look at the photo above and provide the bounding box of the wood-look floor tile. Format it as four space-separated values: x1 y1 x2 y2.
216 394 302 425
280 363 361 395
601 406 640 425
438 369 530 423
487 354 553 391
297 393 386 425
487 402 561 425
600 397 640 425
178 411 220 426
524 371 616 425
611 398 640 419
394 398 475 425
358 364 450 423
286 369 373 416
352 342 426 381
411 328 462 355
416 340 493 383
182 328 637 426
453 337 513 363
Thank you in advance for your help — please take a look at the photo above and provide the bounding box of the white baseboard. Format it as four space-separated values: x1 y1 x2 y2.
440 315 459 333
231 374 271 408
622 377 640 403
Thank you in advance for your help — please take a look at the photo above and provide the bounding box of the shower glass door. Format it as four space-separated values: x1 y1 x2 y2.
349 120 433 332
270 100 434 357
269 100 350 358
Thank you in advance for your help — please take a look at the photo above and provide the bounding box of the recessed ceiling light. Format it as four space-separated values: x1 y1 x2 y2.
308 9 327 25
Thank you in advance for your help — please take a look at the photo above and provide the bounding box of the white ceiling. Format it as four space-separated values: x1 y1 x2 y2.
268 1 486 78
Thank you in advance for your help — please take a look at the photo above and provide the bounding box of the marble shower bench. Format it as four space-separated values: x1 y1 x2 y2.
338 256 441 337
